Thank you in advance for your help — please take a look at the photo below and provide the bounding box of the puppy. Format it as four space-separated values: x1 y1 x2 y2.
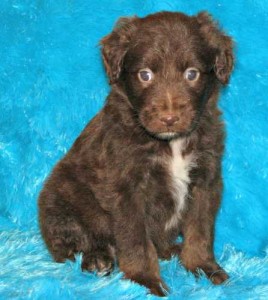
39 11 234 296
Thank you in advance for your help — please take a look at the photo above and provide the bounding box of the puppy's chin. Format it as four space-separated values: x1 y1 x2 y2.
146 131 188 141
154 132 181 140
145 124 198 140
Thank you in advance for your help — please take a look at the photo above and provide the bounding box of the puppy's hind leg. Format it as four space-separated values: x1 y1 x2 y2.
39 192 115 276
39 195 91 263
81 238 115 275
75 195 116 275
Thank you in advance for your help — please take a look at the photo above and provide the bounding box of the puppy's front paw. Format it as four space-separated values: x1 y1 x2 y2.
180 248 229 285
149 279 169 297
82 252 114 275
126 273 169 297
183 259 229 285
201 263 229 285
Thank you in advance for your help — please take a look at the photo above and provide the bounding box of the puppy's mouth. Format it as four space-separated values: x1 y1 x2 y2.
137 103 201 139
141 119 199 141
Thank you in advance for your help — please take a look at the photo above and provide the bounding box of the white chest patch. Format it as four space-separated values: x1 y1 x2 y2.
165 139 196 231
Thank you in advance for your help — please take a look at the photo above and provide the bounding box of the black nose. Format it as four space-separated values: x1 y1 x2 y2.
160 115 179 126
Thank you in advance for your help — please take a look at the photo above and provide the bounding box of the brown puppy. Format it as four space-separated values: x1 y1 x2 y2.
39 11 234 296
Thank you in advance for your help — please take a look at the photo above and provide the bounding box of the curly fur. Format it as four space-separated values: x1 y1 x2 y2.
0 0 267 299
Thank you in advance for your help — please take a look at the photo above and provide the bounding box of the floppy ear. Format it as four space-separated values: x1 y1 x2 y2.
196 12 234 85
100 17 138 84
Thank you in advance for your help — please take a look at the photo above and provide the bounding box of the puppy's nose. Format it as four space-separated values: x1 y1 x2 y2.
160 115 179 126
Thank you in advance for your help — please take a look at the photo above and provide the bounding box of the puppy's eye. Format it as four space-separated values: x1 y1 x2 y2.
184 68 200 82
138 68 154 82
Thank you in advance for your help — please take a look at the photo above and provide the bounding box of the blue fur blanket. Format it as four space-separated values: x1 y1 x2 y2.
0 0 267 299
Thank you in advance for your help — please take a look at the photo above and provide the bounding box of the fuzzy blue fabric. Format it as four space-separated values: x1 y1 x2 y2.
1 0 267 299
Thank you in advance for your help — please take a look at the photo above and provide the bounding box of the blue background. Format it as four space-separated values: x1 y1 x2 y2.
0 0 267 299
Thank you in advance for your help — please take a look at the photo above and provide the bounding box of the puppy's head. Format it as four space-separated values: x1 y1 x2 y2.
101 12 234 140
